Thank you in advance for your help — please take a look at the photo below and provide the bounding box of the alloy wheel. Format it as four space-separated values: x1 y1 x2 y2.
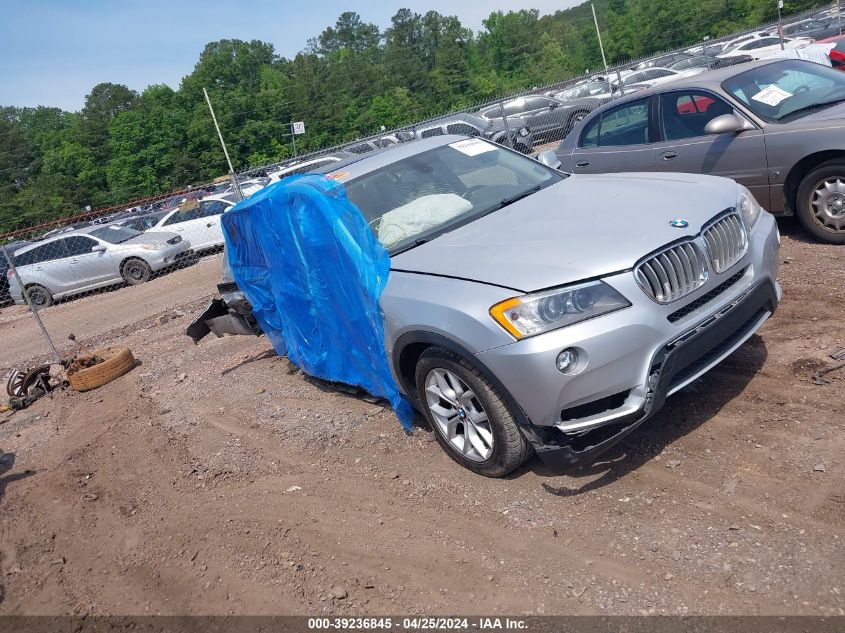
811 177 845 232
424 368 494 462
125 261 147 281
28 288 48 307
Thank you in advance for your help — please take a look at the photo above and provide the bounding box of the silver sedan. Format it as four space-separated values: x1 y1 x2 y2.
7 224 193 308
554 59 845 244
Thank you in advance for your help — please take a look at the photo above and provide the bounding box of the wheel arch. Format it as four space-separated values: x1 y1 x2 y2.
392 331 543 443
119 255 151 272
783 150 845 214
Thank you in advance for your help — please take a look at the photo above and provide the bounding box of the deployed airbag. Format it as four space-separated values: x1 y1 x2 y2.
378 193 472 246
221 175 414 429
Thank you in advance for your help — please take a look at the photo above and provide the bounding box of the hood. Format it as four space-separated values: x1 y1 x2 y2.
121 231 180 246
391 172 739 292
794 100 845 122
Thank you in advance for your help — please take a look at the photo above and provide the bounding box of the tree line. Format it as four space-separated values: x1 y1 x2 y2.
0 0 827 234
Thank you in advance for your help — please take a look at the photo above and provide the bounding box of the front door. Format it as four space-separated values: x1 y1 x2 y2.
570 96 656 174
652 90 770 207
63 235 117 288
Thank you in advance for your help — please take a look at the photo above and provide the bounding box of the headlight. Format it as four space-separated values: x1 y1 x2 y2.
140 242 166 251
518 126 530 137
489 280 631 339
737 185 761 229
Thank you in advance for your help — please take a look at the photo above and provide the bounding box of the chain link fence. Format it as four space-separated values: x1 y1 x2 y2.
0 3 839 376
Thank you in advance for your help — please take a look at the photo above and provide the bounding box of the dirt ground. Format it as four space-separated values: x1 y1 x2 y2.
0 218 842 616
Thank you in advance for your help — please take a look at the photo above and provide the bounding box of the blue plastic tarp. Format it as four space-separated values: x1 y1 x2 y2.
221 175 414 429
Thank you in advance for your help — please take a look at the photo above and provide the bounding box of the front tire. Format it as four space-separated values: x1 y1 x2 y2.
414 347 531 477
26 284 53 309
121 258 152 285
796 160 845 244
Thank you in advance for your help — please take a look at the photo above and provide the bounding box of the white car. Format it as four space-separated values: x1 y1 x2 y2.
146 198 235 252
237 177 271 198
718 36 813 60
266 154 350 182
616 67 703 88
719 31 773 54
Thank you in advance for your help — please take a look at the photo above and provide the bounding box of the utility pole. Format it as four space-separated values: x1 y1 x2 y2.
777 0 785 50
203 87 244 202
592 3 609 77
291 124 298 158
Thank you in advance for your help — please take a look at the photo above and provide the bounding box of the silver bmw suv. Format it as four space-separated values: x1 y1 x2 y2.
190 136 781 477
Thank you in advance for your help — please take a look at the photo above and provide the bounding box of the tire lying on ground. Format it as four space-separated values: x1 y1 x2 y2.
67 346 136 392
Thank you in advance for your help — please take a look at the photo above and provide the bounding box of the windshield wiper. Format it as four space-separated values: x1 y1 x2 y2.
780 97 845 120
498 185 542 208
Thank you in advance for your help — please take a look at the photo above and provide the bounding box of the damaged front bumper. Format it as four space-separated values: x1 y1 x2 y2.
528 279 779 471
186 283 262 343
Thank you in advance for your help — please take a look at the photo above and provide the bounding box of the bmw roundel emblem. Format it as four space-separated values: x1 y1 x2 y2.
669 218 689 228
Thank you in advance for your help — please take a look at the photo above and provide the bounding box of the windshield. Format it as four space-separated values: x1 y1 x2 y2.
90 226 142 244
561 81 611 100
344 139 562 253
722 60 845 122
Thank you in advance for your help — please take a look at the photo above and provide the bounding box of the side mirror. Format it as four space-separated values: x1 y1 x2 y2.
705 113 752 135
91 244 107 253
537 150 562 170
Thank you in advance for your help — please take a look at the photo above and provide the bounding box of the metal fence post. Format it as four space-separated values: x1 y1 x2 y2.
498 101 513 148
1 245 62 365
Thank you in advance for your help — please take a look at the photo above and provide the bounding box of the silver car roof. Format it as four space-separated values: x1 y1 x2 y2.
17 224 139 253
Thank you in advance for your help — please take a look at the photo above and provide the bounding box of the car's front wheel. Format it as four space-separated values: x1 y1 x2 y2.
121 258 152 285
796 160 845 244
25 284 53 309
414 347 531 477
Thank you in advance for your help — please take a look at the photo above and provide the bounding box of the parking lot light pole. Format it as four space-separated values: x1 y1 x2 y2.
777 0 785 51
203 87 244 202
1 245 62 365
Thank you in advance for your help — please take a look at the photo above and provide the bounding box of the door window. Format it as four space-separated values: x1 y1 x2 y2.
741 38 779 50
163 205 204 226
446 123 481 136
659 91 735 140
200 200 228 216
15 241 68 266
64 236 99 256
420 127 444 139
580 98 651 148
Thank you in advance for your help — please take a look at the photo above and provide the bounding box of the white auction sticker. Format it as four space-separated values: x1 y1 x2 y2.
449 138 496 156
751 84 793 107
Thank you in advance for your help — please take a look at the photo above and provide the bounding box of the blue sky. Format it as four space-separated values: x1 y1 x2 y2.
0 0 577 112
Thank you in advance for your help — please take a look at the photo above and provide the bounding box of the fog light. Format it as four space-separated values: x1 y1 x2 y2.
556 348 578 374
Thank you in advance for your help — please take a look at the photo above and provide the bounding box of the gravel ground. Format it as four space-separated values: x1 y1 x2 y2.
0 217 842 616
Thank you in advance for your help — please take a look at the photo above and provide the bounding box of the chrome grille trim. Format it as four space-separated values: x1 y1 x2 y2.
634 242 708 304
703 213 747 273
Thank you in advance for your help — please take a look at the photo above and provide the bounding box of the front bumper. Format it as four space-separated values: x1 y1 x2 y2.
532 278 778 470
475 212 781 469
148 242 194 271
